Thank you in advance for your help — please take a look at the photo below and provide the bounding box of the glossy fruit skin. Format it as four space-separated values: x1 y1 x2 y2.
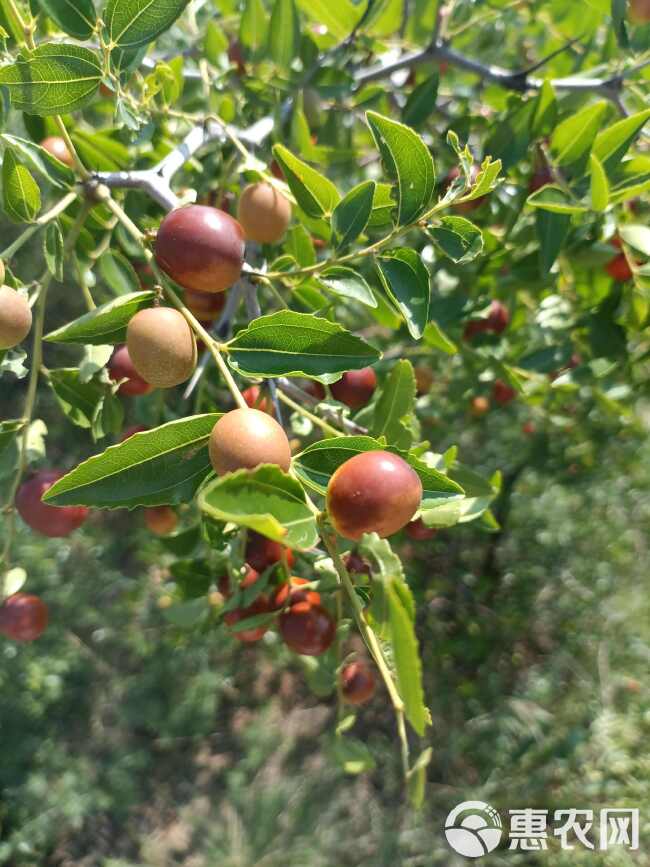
272 577 321 610
126 307 197 388
471 396 490 416
463 301 509 340
606 254 633 282
279 601 335 655
330 368 377 410
630 0 650 23
40 136 74 168
341 662 376 705
16 471 89 538
224 594 271 643
405 518 437 541
108 345 154 396
327 451 423 541
144 506 177 536
242 385 272 415
0 593 48 642
155 205 245 293
304 380 326 400
0 286 32 349
184 288 226 321
238 182 292 244
245 531 294 573
208 408 292 475
492 379 517 406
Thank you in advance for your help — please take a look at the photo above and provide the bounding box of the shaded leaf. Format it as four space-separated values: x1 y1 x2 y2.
376 248 430 339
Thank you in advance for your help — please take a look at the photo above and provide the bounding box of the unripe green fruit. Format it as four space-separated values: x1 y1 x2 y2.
126 307 197 388
0 286 32 349
208 408 292 475
327 450 422 540
237 182 292 244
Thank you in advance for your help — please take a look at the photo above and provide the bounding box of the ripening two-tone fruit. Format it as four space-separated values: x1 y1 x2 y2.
208 408 292 475
16 471 89 537
327 451 423 540
144 506 178 536
108 345 153 396
40 136 74 168
155 205 245 293
237 182 292 244
0 286 32 349
126 307 197 388
471 396 490 417
245 530 294 573
341 661 376 705
272 576 320 610
242 385 273 415
279 600 336 655
330 367 377 410
224 595 272 643
0 593 49 641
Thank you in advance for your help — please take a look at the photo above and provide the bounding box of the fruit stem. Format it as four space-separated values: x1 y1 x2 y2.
277 389 342 437
1 205 90 569
97 191 248 410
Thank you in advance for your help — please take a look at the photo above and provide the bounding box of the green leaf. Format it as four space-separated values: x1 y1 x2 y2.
2 150 40 223
429 216 483 263
536 210 570 275
611 0 629 48
48 369 123 440
0 419 25 457
227 310 381 383
106 0 189 48
330 736 376 775
402 72 439 128
458 156 502 202
272 144 340 218
590 153 609 212
99 249 141 296
408 747 432 809
592 108 650 175
295 0 361 40
269 0 299 70
293 436 464 509
619 224 650 256
526 185 587 215
376 248 430 340
43 415 219 509
0 44 102 115
387 584 429 735
531 80 557 137
317 266 377 308
422 320 457 354
240 0 269 53
368 181 395 228
44 291 155 345
550 101 609 175
36 0 96 39
198 464 318 551
43 221 64 281
0 133 74 188
366 110 435 225
370 360 416 450
331 180 375 249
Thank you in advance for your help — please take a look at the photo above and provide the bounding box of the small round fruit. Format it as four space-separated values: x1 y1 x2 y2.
228 38 246 73
304 380 326 400
126 307 197 388
330 368 377 410
224 595 271 643
272 577 320 610
492 379 517 406
245 531 294 573
144 505 177 536
108 345 154 396
279 601 335 655
242 385 272 414
208 408 292 475
630 0 650 23
471 396 490 416
327 451 422 541
0 593 48 642
0 286 32 350
606 253 633 282
343 552 370 575
414 365 434 396
40 136 74 168
522 421 536 436
237 182 292 244
218 566 261 599
405 518 437 541
341 661 376 705
485 300 510 334
15 471 89 538
155 205 245 293
184 288 226 319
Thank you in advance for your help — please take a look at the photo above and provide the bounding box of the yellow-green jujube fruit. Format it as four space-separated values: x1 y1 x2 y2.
237 182 292 244
0 286 32 350
126 307 197 388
